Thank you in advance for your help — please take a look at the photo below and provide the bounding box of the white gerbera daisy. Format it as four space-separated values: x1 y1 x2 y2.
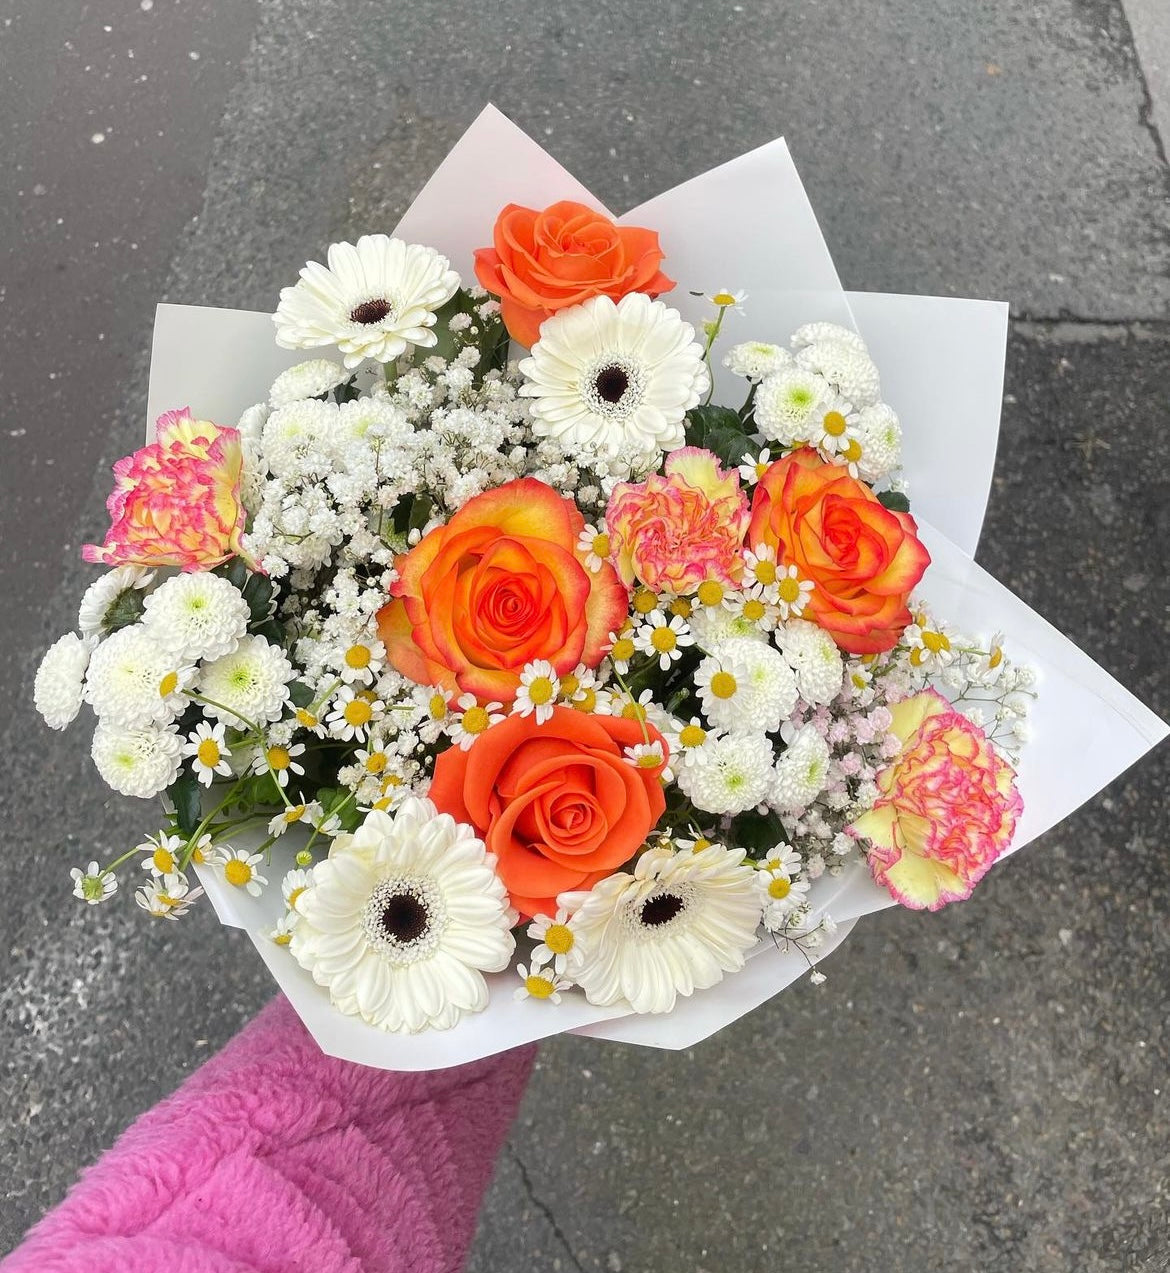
273 235 461 370
694 643 798 735
518 293 710 463
675 733 775 816
565 844 761 1014
198 635 293 728
776 620 844 705
91 721 183 798
141 572 250 663
34 633 93 730
71 861 117 905
724 342 791 382
83 626 191 727
754 367 828 446
289 798 515 1033
78 565 154 638
183 720 233 786
771 724 832 812
268 358 350 407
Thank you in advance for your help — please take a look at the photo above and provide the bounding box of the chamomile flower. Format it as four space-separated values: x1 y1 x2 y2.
71 861 117 905
773 564 814 621
527 907 578 975
514 661 560 725
811 397 861 458
738 448 774 485
34 633 93 730
141 572 250 663
969 632 1008 684
338 638 386 686
281 868 314 910
447 693 505 750
695 643 798 735
326 687 385 741
91 721 183 798
135 871 203 920
83 626 192 728
623 739 670 779
252 740 307 787
724 586 781 631
267 912 299 947
78 565 154 639
513 963 569 1004
137 831 186 878
760 873 812 929
209 847 268 897
760 843 804 877
903 621 958 672
557 664 599 709
183 721 233 786
632 611 694 670
754 367 828 447
267 801 321 837
576 523 613 573
198 635 293 727
708 288 747 314
605 630 637 675
676 733 775 816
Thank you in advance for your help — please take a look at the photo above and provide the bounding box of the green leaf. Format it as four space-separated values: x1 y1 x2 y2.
878 490 911 514
684 404 741 449
726 807 789 857
407 494 433 535
219 558 250 590
166 769 202 838
704 426 753 469
102 586 146 635
288 680 315 709
241 573 275 624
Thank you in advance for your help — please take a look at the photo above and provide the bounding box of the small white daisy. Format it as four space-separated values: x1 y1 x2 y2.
281 867 314 910
251 740 307 787
514 661 560 725
903 621 959 672
183 721 233 786
513 963 568 1005
810 397 861 458
760 874 812 930
267 801 321 837
70 861 117 905
632 611 694 670
338 638 386 686
209 847 269 898
134 871 203 920
34 633 93 730
267 911 299 947
137 831 186 878
447 693 505 750
760 843 803 877
576 523 613 573
623 740 669 779
723 586 781 632
663 717 723 768
773 564 814 621
708 288 747 314
526 907 578 975
738 448 774 485
326 687 386 741
605 629 637 675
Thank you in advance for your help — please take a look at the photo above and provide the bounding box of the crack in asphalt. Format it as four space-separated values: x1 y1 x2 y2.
506 1142 587 1273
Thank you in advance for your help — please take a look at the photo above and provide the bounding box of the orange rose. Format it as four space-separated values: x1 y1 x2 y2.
429 706 668 918
377 478 628 703
749 448 930 654
473 200 675 347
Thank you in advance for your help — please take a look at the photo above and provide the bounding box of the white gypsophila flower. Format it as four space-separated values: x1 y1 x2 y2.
676 733 775 816
694 642 798 735
260 398 340 478
273 235 461 369
754 367 829 446
853 402 902 482
775 619 844 706
565 844 761 1014
518 293 709 465
269 358 350 407
91 721 182 798
771 724 832 812
141 571 251 663
71 861 117 905
723 341 792 382
794 336 881 408
289 798 515 1033
35 633 93 729
78 565 154 638
198 634 293 727
83 626 190 728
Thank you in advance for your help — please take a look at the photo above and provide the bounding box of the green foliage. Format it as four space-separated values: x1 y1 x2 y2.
101 587 146 635
877 489 911 514
684 404 754 468
288 680 315 709
166 769 202 838
726 806 789 858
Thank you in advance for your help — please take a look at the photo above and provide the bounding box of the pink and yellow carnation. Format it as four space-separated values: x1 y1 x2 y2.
604 447 749 595
848 689 1023 910
83 408 250 572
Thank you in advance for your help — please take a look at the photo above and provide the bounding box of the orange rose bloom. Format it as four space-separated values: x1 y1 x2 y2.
749 448 930 654
377 478 628 703
429 706 669 918
473 200 675 347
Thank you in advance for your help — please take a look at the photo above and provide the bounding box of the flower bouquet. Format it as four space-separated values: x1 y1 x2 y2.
35 107 1165 1068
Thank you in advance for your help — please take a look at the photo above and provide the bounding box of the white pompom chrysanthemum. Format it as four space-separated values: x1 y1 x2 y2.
687 604 768 651
771 724 832 812
695 642 798 734
754 367 828 446
198 635 293 727
34 633 93 730
260 399 340 478
776 620 844 706
565 844 762 1014
790 321 869 354
290 798 515 1033
78 565 155 638
142 572 251 664
273 235 461 369
794 337 881 408
91 721 183 798
853 402 903 482
83 626 191 727
676 732 775 816
723 341 792 382
268 358 350 407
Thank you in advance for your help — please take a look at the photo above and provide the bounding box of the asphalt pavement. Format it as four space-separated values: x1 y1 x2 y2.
2 2 1168 1269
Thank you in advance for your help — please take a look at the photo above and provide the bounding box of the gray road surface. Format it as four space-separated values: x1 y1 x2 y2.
2 2 1168 1269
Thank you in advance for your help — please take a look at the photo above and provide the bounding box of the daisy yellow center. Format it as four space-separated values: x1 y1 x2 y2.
296 708 319 728
610 637 635 662
768 875 792 899
633 588 658 615
224 859 253 887
636 751 661 768
988 646 1004 668
697 580 724 607
710 671 737 699
650 626 677 653
621 700 647 722
525 974 555 999
267 745 291 771
158 671 179 698
527 676 555 707
373 796 393 810
742 598 767 622
852 672 869 689
755 461 769 478
560 673 580 698
345 699 374 726
544 923 574 955
591 532 611 558
670 597 693 618
462 705 490 734
573 688 597 713
364 751 387 774
712 292 738 307
382 774 402 789
191 844 206 865
778 576 802 603
156 893 180 908
274 931 292 946
754 559 778 585
679 724 706 748
345 644 372 669
843 438 863 462
910 646 927 667
691 837 712 852
428 694 447 720
922 630 951 654
823 410 848 437
197 739 221 768
151 847 175 874
287 886 306 908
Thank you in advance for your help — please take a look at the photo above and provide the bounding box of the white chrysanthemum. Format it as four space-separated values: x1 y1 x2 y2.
198 635 293 727
794 338 880 408
687 604 767 651
771 724 832 811
260 399 340 477
269 358 350 407
790 321 869 355
141 571 251 663
776 620 844 705
83 626 190 727
565 844 761 1013
754 367 829 446
854 402 903 482
289 798 515 1033
273 235 461 369
78 566 154 638
518 293 710 463
336 396 409 447
675 733 775 816
695 643 798 734
34 633 93 730
723 341 792 382
91 721 183 798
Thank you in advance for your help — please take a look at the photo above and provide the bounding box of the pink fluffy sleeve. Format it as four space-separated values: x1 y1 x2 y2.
2 996 536 1273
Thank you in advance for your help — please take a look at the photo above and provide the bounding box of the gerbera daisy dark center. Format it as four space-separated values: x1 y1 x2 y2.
350 298 394 325
378 893 429 943
640 892 685 927
594 364 630 403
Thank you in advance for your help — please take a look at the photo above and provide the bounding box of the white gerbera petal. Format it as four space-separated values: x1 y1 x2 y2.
35 633 93 729
518 293 709 467
289 797 515 1033
565 845 761 1013
91 721 183 798
273 236 461 370
141 572 251 663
